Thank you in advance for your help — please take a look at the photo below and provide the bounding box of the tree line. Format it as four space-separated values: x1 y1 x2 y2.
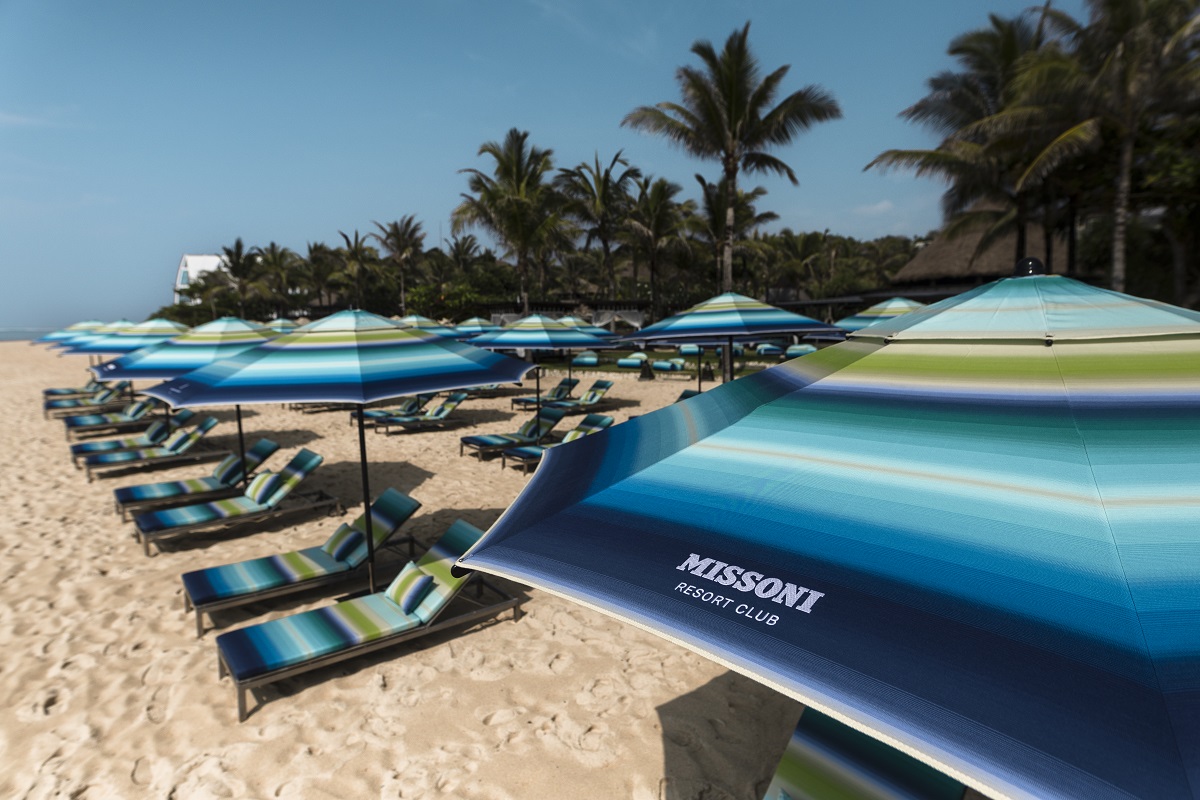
158 1 1200 326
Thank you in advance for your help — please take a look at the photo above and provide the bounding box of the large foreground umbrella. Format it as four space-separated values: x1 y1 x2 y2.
470 314 614 418
92 318 278 474
834 296 926 332
461 272 1200 800
625 292 836 383
67 318 189 355
144 310 534 590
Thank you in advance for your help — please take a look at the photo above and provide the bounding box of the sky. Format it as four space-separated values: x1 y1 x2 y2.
1 0 1086 331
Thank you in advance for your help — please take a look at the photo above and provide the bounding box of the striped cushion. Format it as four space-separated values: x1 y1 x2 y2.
182 546 350 607
502 444 546 463
321 524 364 562
142 421 169 442
114 477 226 505
384 563 433 614
341 489 423 567
135 495 265 533
160 429 190 452
85 446 176 466
461 433 523 449
245 472 280 504
211 455 242 485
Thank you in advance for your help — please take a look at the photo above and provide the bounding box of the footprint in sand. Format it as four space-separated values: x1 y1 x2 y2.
547 653 572 674
480 706 526 726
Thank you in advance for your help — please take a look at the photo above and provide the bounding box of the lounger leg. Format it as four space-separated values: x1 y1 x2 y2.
142 536 151 557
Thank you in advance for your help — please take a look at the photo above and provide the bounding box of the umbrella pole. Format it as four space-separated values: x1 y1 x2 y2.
724 336 734 383
534 366 543 444
235 405 248 488
357 406 379 594
697 347 703 392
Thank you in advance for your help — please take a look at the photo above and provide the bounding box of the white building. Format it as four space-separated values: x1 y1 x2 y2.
174 254 227 304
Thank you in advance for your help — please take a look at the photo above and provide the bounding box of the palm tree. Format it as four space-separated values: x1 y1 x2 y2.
623 22 841 292
556 151 642 300
301 242 341 311
336 230 381 310
372 215 425 316
452 128 563 314
691 175 779 291
866 13 1050 264
1015 0 1200 291
626 176 688 321
219 238 266 318
254 242 300 319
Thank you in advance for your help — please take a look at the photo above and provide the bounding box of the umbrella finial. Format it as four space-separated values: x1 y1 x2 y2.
1014 256 1046 276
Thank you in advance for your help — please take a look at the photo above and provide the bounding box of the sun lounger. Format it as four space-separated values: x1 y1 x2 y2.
70 417 177 465
763 708 967 800
500 413 614 472
571 350 599 367
376 392 469 434
133 448 339 555
60 398 152 436
510 377 578 410
347 394 435 427
543 379 614 414
786 344 817 358
112 438 281 520
756 343 783 357
459 406 567 458
180 488 421 636
616 352 648 369
63 407 195 442
215 518 520 720
652 358 688 374
43 378 105 399
43 382 131 419
81 417 222 481
464 383 516 398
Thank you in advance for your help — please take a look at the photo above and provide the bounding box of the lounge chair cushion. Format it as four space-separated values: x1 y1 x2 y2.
115 477 228 505
246 472 281 505
136 496 269 533
385 563 434 614
211 455 243 485
183 546 351 608
321 524 364 562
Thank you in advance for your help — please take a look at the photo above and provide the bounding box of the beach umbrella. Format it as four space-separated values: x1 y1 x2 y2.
67 318 189 355
33 319 105 346
469 314 614 416
834 296 926 332
91 318 278 476
262 317 298 334
143 310 534 591
454 316 501 339
624 292 836 388
397 314 461 339
556 315 620 339
51 319 136 351
460 268 1200 800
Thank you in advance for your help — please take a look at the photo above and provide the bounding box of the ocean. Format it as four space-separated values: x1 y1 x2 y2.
0 328 52 342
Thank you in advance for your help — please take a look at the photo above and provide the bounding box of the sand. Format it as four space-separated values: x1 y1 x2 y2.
1 341 800 800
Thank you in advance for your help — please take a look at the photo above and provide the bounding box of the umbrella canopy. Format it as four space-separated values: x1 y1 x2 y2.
624 292 837 383
469 314 614 351
51 319 135 350
262 317 298 333
454 316 500 338
67 318 189 355
397 314 460 339
91 318 276 381
461 274 1200 800
834 297 927 332
144 309 535 590
34 319 105 345
556 315 619 339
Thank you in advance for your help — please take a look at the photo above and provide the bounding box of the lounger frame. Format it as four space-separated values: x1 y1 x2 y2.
183 536 416 637
218 576 521 721
136 490 343 556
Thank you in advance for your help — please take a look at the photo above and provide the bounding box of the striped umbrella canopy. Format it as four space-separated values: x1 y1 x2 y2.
556 315 619 339
454 316 501 338
262 317 298 334
144 309 535 590
624 292 837 383
33 319 105 345
90 317 276 381
834 297 927 332
470 314 615 404
460 273 1200 800
51 319 136 350
397 314 461 338
67 318 189 355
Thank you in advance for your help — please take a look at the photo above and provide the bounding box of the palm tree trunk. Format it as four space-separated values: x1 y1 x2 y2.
722 165 736 293
1112 133 1134 293
649 251 658 322
603 241 616 300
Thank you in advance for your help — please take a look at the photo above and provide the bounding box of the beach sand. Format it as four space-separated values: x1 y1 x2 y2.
1 341 800 799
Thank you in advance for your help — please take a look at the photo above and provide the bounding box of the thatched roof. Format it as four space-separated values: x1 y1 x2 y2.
893 227 1067 284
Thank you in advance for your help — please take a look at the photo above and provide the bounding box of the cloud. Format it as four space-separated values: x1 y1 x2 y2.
854 200 895 216
0 111 50 127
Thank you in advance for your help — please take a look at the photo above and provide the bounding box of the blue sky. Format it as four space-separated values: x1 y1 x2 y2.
1 0 1084 330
